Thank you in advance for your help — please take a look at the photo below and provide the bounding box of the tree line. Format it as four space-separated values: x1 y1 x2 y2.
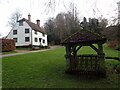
8 8 114 46
44 11 108 45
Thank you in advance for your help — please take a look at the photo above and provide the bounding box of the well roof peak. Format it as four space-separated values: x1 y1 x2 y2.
61 29 106 45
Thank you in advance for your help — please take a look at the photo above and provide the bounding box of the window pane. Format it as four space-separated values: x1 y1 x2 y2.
25 28 29 33
35 38 38 42
25 37 30 42
13 30 17 35
13 38 17 42
19 21 23 26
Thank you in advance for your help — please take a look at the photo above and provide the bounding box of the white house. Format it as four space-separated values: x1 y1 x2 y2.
6 14 48 47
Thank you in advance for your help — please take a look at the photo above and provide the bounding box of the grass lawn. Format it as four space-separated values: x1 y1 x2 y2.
0 51 18 55
2 44 120 88
16 48 31 50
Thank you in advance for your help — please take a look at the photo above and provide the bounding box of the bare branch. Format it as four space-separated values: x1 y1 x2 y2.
8 8 22 27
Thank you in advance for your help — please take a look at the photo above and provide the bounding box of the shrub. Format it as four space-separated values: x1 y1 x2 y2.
115 44 120 51
0 39 16 52
116 64 120 73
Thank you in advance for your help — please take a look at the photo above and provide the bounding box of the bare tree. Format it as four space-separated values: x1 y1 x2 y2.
44 4 81 44
99 18 108 29
44 18 56 44
8 9 22 27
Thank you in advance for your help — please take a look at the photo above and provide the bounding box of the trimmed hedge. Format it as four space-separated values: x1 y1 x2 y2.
0 39 16 52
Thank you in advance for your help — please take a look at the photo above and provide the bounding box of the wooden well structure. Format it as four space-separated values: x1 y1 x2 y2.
61 29 107 77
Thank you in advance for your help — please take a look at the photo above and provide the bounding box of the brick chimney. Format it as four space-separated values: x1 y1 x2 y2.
28 14 31 22
36 20 40 27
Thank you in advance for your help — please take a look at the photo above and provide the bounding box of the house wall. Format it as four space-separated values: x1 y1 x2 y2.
6 21 32 46
32 30 47 46
6 21 48 47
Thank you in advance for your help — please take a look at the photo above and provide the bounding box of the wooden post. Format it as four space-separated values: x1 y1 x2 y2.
90 44 98 53
98 43 103 54
65 45 71 72
72 46 77 69
98 43 106 77
72 46 77 56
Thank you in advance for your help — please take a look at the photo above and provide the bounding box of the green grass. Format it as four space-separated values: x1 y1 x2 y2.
77 44 119 57
103 44 119 57
0 51 18 55
16 48 31 50
2 44 120 88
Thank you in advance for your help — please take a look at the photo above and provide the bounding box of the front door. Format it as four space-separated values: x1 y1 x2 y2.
39 38 42 46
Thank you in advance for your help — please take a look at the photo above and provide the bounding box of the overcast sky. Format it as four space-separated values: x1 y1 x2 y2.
0 0 119 37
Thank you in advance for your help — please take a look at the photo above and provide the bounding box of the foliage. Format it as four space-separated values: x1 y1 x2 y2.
115 44 120 51
16 48 32 51
98 18 108 30
80 17 108 34
44 18 56 44
44 6 81 45
44 12 108 45
1 51 18 55
2 44 120 88
102 25 119 41
0 39 16 52
101 25 119 50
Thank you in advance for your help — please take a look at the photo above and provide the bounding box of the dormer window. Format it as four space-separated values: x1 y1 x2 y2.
25 28 29 33
19 21 23 26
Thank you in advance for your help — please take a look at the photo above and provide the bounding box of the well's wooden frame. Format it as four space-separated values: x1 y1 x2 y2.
64 42 106 77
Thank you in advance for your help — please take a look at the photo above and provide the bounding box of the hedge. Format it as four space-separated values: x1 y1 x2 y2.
108 41 120 48
0 39 16 52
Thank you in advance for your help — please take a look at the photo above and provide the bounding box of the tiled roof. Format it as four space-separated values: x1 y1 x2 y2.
61 29 106 45
19 18 46 34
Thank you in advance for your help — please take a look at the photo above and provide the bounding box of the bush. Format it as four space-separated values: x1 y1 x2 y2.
115 44 120 51
116 64 120 73
31 46 49 50
0 39 16 52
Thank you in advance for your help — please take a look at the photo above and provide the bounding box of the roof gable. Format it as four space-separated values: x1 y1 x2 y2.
19 18 46 34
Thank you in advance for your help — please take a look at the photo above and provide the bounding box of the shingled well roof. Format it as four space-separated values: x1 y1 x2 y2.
61 29 106 45
19 18 46 34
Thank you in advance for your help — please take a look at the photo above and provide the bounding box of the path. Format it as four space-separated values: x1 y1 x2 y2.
0 46 62 58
